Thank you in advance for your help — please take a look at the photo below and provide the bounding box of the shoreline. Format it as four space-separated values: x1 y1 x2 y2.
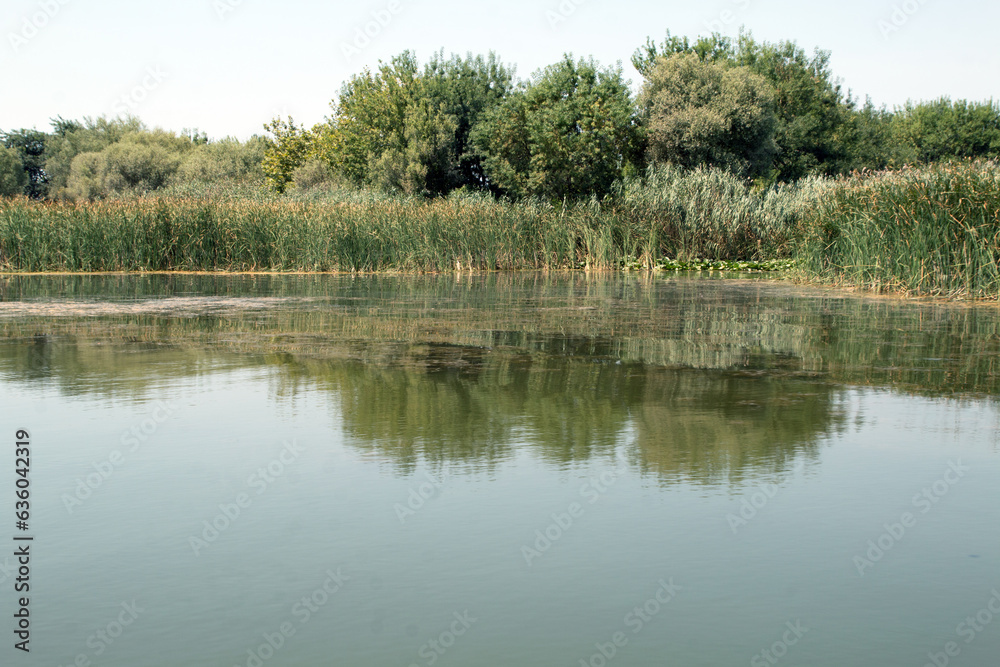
3 268 999 307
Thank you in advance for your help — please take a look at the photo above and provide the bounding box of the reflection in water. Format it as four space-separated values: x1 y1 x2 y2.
0 272 996 484
266 353 837 483
3 272 999 667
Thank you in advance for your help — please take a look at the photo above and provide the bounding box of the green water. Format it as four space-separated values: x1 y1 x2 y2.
1 273 998 667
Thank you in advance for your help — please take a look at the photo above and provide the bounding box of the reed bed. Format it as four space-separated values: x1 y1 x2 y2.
0 196 569 272
0 169 806 272
5 162 997 297
798 160 1000 298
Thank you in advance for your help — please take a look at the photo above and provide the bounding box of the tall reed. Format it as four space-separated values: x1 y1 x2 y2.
0 170 803 272
797 160 1000 298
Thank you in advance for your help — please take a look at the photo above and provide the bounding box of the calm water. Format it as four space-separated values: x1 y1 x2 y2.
1 273 998 667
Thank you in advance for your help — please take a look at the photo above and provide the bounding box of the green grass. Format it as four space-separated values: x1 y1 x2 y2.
797 159 1000 298
3 161 999 300
0 166 806 273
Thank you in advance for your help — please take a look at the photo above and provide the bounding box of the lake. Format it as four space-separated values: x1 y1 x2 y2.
1 272 998 667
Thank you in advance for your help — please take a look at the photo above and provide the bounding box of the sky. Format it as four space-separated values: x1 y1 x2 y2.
2 0 998 140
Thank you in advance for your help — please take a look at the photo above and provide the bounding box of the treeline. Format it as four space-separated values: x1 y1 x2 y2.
261 31 1000 198
0 116 268 200
1 30 999 202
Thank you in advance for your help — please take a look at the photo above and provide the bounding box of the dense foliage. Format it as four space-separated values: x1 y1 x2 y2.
799 160 1000 298
471 55 640 200
639 53 776 179
264 51 514 196
1 116 266 201
3 33 997 202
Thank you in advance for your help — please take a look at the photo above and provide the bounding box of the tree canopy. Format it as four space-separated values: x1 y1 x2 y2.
472 55 641 200
639 53 777 179
3 35 998 204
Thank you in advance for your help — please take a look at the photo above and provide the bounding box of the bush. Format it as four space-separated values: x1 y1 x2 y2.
177 136 268 185
291 159 337 190
0 146 28 197
64 130 192 199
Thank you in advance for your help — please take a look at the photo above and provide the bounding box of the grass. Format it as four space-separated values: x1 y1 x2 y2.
2 161 999 300
0 166 807 273
797 159 1000 299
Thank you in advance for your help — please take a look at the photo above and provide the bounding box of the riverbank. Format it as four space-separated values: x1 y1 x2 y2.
1 161 997 298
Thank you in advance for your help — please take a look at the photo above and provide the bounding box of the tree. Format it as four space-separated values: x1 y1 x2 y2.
317 52 420 188
734 34 845 180
891 98 1000 164
367 96 458 194
262 51 514 196
1 128 48 197
0 146 28 196
830 99 895 173
632 31 733 73
44 116 146 199
64 129 192 199
639 53 777 178
633 30 851 181
420 51 515 190
473 55 641 200
177 136 268 185
261 117 317 193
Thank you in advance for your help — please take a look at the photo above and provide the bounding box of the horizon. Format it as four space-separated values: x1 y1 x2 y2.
3 0 999 140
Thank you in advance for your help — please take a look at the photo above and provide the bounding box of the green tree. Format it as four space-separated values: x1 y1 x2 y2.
44 116 146 199
178 136 268 185
891 98 1000 164
65 129 192 199
632 31 734 73
473 55 641 200
64 152 107 201
639 53 777 178
1 128 48 197
735 34 845 180
634 31 851 181
420 51 515 190
368 96 458 194
0 146 28 196
831 99 895 172
261 117 318 193
318 52 419 187
266 51 513 196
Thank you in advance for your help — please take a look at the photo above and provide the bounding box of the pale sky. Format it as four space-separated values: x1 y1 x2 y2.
2 0 998 140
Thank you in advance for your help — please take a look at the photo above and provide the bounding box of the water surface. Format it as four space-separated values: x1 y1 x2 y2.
1 273 998 667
